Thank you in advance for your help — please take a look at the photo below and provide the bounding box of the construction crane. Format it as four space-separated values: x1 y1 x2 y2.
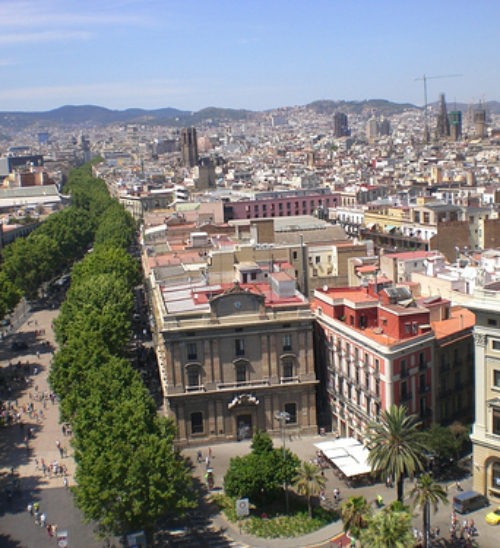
414 73 462 141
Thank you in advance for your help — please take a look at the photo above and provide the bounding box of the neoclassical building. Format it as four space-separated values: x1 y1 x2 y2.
467 281 500 502
152 274 318 445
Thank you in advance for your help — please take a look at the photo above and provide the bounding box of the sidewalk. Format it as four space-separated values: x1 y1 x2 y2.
0 303 100 548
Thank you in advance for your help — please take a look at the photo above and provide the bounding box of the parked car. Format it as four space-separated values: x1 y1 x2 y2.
485 507 500 525
11 341 28 351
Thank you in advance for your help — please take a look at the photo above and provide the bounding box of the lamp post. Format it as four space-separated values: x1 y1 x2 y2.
275 411 291 514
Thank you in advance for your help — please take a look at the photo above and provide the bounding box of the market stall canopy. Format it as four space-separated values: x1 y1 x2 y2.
314 437 372 477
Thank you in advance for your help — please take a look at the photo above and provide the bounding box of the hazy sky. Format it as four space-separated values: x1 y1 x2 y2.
0 0 498 112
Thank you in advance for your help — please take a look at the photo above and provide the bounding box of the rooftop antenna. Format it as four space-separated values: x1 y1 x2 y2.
413 74 462 142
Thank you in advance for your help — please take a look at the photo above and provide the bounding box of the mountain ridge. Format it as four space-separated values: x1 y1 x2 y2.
0 99 498 130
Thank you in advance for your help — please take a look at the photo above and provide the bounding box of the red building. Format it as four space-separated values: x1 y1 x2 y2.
312 284 441 439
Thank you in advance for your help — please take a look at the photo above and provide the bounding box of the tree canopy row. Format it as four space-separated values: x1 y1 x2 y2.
7 162 195 539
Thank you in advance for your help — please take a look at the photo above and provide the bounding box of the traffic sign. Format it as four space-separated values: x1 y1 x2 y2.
236 498 249 517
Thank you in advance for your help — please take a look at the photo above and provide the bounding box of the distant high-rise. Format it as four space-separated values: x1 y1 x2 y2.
474 109 487 139
449 111 462 141
367 117 379 141
333 112 349 137
435 93 450 138
181 127 199 167
379 117 391 136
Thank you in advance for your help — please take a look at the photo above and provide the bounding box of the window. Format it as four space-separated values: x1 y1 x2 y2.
494 409 500 436
283 334 292 352
283 360 294 378
494 370 500 388
293 251 298 260
191 412 204 434
187 342 197 361
235 338 245 356
187 367 200 387
375 359 380 373
493 340 500 351
493 462 500 489
488 319 498 327
285 403 297 424
401 359 407 376
236 363 247 383
405 323 411 334
401 381 408 399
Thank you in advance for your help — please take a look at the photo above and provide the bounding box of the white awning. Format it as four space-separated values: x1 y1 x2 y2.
315 437 372 478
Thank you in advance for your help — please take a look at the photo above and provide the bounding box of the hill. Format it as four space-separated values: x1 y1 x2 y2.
306 99 417 116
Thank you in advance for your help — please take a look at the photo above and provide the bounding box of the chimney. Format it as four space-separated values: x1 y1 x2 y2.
459 314 463 330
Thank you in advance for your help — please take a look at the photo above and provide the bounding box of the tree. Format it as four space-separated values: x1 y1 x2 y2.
251 428 274 454
0 271 22 318
409 473 448 548
365 405 428 502
341 495 371 540
292 462 326 519
224 431 300 506
359 508 414 548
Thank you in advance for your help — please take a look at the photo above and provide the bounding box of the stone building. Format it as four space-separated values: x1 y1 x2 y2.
152 275 318 445
467 282 500 503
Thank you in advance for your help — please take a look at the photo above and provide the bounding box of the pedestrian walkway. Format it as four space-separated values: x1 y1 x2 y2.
0 303 100 548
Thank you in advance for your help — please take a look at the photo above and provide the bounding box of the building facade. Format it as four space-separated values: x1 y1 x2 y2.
153 276 318 445
312 285 436 439
467 282 500 502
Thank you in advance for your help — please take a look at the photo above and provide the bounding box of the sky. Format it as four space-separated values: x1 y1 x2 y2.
0 0 499 113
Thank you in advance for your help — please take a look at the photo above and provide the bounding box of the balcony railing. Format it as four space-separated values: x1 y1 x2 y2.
186 385 205 393
400 392 412 403
280 376 300 384
216 379 270 390
401 369 410 378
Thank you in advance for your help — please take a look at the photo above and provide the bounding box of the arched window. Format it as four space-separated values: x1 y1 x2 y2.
186 366 200 388
492 461 500 489
236 363 247 384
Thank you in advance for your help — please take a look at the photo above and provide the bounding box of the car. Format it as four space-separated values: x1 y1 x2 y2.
11 341 28 351
485 507 500 525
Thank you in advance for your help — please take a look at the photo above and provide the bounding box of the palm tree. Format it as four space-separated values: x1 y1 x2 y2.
341 495 371 540
359 508 414 548
292 461 326 518
365 404 428 502
409 473 448 548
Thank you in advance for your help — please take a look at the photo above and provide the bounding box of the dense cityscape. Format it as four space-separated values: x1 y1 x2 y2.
1 94 500 548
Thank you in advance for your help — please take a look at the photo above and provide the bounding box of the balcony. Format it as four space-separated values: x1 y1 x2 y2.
418 384 430 395
418 361 430 371
280 376 300 384
400 369 410 379
216 379 270 391
186 385 206 393
400 392 412 403
370 389 381 402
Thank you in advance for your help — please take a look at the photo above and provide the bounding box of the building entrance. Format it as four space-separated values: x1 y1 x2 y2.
237 414 253 440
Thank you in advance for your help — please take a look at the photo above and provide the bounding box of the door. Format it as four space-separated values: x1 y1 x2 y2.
237 414 253 441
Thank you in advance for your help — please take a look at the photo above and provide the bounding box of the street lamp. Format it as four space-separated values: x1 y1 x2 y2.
275 411 291 514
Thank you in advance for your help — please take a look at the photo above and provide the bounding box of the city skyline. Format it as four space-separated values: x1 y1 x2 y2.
0 0 499 113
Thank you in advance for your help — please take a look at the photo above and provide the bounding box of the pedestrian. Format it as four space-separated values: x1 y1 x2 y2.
27 503 33 515
64 477 68 489
46 523 53 537
40 512 46 527
320 489 326 501
205 455 210 467
208 447 213 460
196 450 202 463
62 424 66 436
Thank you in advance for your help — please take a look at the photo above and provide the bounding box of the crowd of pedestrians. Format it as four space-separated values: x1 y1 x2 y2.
27 501 58 538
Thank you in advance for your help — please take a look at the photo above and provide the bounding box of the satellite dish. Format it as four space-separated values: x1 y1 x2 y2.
323 285 328 291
